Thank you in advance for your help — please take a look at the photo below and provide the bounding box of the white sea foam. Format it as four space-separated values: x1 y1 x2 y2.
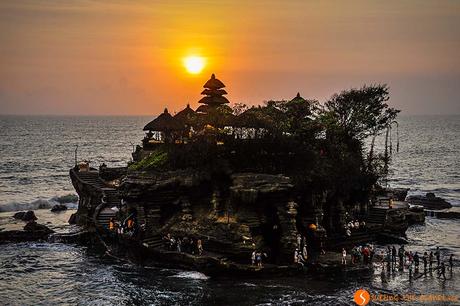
0 194 78 212
171 271 209 280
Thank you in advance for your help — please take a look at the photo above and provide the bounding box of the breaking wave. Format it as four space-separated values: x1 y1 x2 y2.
170 271 209 280
0 194 78 212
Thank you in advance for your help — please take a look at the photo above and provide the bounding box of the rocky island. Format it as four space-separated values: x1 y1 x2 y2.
66 74 422 277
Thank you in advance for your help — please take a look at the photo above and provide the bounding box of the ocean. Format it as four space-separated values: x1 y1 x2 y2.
0 115 459 305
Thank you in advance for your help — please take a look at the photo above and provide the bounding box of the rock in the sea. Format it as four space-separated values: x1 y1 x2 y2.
23 210 38 221
13 211 26 220
51 204 67 212
24 221 54 235
13 210 37 221
0 222 54 244
406 206 425 224
406 193 452 210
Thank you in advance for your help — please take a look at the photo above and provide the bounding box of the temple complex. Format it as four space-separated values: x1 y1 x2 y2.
69 73 414 276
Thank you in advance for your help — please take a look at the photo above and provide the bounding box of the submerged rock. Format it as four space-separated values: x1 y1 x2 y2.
51 204 68 212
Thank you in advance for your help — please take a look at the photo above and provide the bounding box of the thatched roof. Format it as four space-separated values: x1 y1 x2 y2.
195 104 235 127
201 88 228 96
233 107 273 128
143 108 185 131
203 73 225 89
288 92 305 104
198 95 230 105
196 104 210 114
174 104 196 125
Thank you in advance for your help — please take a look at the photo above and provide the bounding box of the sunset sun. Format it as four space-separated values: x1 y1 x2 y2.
183 55 205 74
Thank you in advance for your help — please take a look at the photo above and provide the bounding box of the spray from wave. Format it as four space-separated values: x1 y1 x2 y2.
0 194 78 212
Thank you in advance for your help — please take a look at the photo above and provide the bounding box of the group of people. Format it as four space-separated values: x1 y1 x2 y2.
345 220 366 237
162 233 203 255
293 234 309 266
383 245 454 280
343 244 375 265
108 214 137 236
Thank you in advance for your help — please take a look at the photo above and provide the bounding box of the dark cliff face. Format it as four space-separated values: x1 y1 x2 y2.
119 169 306 264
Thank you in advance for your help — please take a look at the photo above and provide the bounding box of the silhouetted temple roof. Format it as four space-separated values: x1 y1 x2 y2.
203 73 225 89
143 108 185 131
289 92 305 103
198 95 230 105
233 107 273 128
174 104 196 125
196 104 210 114
196 104 235 127
201 88 228 96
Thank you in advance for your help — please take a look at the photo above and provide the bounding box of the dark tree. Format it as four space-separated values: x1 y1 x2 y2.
322 84 400 140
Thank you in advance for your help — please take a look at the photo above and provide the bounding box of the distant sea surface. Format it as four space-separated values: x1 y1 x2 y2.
0 115 459 305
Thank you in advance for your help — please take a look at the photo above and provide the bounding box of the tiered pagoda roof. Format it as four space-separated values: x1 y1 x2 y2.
198 74 230 107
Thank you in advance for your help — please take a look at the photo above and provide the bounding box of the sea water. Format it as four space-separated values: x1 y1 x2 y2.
0 115 459 305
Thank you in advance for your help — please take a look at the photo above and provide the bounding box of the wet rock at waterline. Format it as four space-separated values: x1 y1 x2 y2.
0 221 54 243
406 193 452 210
12 210 37 221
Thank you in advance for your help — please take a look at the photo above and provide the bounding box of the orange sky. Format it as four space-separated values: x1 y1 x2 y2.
0 1 459 115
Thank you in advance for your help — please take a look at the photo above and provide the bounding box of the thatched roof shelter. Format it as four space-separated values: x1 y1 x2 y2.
174 104 196 125
196 104 235 127
196 104 210 114
143 108 185 131
289 92 305 104
234 107 274 129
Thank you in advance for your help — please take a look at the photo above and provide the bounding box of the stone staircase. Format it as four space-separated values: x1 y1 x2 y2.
96 207 117 230
76 171 106 189
244 215 267 234
94 188 121 231
142 234 164 249
102 188 120 207
367 207 387 224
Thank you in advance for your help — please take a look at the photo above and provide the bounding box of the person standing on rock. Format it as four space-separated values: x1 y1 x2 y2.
429 251 434 271
435 247 441 267
414 252 420 272
438 262 447 280
256 252 263 268
449 254 454 272
302 245 308 262
251 250 256 265
341 248 347 265
423 252 428 274
391 246 397 266
197 239 203 255
398 245 405 267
